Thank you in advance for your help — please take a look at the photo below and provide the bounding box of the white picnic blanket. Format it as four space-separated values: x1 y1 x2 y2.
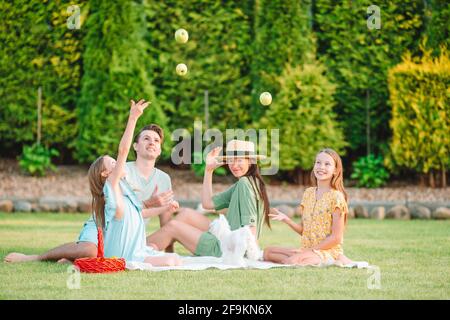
126 256 370 271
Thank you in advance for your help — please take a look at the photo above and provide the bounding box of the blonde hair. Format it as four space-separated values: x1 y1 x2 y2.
88 156 108 228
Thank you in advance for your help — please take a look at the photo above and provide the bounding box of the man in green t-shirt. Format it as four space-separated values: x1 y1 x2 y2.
124 124 176 229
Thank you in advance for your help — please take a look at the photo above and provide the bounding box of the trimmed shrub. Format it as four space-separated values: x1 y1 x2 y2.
259 60 346 172
388 48 449 181
351 154 390 188
19 143 59 176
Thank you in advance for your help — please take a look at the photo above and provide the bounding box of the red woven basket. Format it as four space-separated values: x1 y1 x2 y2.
74 228 126 273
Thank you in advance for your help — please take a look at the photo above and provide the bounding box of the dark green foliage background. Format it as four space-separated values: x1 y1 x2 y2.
0 0 448 178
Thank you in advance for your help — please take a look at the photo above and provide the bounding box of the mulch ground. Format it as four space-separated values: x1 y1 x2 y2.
1 159 449 202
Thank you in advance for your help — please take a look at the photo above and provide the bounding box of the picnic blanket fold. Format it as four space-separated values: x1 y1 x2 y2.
125 256 370 271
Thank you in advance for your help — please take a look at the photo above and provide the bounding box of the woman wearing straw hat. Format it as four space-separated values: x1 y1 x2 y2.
146 139 271 258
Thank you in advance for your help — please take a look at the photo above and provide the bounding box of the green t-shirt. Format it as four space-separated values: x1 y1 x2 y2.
212 176 265 239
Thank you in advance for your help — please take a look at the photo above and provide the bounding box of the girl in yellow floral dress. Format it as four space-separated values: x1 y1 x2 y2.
264 148 353 266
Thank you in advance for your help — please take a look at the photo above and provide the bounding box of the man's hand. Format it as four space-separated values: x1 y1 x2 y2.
167 200 180 214
141 200 179 219
143 185 174 208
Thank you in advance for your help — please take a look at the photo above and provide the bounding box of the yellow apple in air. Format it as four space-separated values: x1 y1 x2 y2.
259 92 272 106
176 63 188 76
175 28 189 44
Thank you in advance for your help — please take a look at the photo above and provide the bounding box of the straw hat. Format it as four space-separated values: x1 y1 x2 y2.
216 139 266 162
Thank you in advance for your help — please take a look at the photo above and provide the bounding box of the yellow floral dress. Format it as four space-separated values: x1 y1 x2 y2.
299 187 348 263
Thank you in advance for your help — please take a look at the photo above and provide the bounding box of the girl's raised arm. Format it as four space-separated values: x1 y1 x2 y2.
109 99 150 220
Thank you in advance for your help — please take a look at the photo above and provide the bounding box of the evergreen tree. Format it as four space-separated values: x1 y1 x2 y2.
75 0 168 163
0 0 86 158
423 0 450 54
314 0 425 157
259 59 347 176
144 0 253 133
251 0 314 121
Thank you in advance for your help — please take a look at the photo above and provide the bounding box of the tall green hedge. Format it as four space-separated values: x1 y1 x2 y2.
0 0 85 158
144 0 253 133
251 0 314 121
314 0 425 156
388 49 449 181
423 0 450 54
75 0 168 163
259 60 346 173
1 0 448 178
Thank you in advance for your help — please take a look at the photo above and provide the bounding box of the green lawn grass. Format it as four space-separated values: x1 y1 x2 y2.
0 212 449 299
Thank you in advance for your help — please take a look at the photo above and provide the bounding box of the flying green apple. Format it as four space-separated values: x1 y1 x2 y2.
176 63 188 76
259 92 272 106
175 28 189 44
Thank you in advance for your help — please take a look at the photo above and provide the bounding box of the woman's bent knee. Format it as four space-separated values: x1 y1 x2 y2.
166 219 185 233
175 208 196 221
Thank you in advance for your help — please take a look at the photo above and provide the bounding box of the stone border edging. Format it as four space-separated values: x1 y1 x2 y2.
0 197 449 220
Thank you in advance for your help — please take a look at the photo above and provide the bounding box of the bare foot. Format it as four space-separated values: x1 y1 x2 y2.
4 253 40 263
57 258 73 265
148 243 159 250
335 254 353 266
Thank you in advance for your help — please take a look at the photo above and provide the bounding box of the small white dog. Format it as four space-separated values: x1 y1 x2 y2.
209 215 263 267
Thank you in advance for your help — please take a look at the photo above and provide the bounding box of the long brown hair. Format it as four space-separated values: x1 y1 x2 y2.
88 156 108 229
310 148 348 223
245 163 271 229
